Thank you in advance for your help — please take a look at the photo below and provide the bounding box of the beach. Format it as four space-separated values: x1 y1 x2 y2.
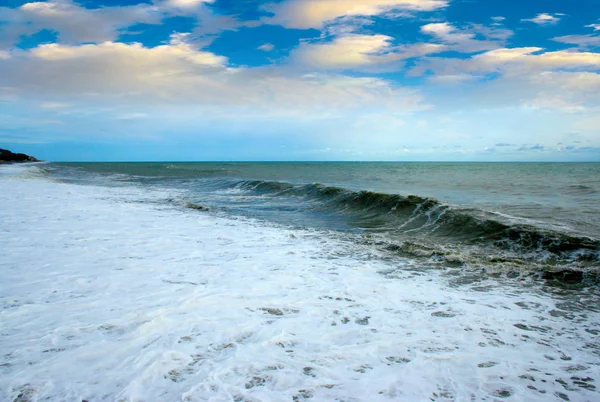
1 163 599 401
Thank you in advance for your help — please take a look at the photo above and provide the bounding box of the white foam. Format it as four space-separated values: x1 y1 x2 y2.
1 166 599 401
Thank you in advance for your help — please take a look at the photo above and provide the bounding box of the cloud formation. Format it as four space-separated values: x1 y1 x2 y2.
421 22 512 53
290 34 445 69
0 0 598 160
0 0 161 47
553 34 600 48
414 48 600 76
0 0 240 50
265 0 448 29
165 0 213 9
258 43 275 51
0 39 426 115
522 13 563 25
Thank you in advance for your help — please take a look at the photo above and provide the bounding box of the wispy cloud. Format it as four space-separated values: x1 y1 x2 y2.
522 13 564 25
553 34 600 49
1 0 161 46
290 34 444 70
1 40 427 115
258 43 275 52
421 22 512 53
263 0 448 29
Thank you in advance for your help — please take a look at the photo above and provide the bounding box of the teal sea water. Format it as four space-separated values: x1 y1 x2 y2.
45 162 600 278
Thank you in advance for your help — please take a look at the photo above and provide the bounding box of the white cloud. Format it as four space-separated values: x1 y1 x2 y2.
553 34 600 49
291 34 444 69
420 22 511 53
258 43 275 52
292 34 392 69
410 46 600 113
421 22 472 41
414 48 600 76
520 50 600 69
164 0 213 9
0 41 426 115
586 24 600 31
522 13 563 25
428 74 476 85
287 18 513 71
491 16 505 22
30 41 226 66
12 0 161 44
264 0 448 29
0 0 238 50
185 3 242 41
471 47 543 65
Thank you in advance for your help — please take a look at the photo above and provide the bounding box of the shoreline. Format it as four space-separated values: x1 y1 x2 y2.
0 148 40 164
0 161 43 164
1 166 599 401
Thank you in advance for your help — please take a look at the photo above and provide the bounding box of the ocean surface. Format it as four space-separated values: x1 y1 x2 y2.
51 162 600 274
1 162 600 401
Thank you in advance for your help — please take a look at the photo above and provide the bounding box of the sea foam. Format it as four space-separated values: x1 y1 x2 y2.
1 166 599 401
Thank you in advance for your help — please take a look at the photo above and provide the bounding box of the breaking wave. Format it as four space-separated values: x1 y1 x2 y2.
232 180 600 272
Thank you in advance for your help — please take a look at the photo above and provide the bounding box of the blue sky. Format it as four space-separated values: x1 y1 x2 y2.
0 0 599 161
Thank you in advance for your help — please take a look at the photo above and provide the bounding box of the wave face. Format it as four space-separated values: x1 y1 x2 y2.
45 162 600 280
232 179 600 272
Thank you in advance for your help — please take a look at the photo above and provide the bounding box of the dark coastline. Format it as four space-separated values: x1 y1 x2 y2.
0 149 40 163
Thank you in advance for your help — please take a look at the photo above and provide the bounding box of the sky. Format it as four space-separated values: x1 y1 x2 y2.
0 0 599 161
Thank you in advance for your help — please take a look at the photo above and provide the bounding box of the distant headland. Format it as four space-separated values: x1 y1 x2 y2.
0 149 40 163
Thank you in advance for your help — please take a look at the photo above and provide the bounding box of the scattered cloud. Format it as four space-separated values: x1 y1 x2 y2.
264 0 448 29
522 13 564 25
258 43 275 52
291 33 445 70
553 34 600 49
289 21 512 71
29 40 225 66
187 4 243 44
428 73 476 84
410 47 600 114
0 0 598 160
0 40 427 115
518 145 545 151
164 0 213 9
482 49 600 70
414 48 600 76
1 0 161 46
0 0 241 50
421 22 512 53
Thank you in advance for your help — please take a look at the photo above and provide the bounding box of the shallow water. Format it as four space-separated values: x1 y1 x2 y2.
1 164 600 401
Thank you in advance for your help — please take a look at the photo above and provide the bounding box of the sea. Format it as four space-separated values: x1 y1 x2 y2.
1 162 599 401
